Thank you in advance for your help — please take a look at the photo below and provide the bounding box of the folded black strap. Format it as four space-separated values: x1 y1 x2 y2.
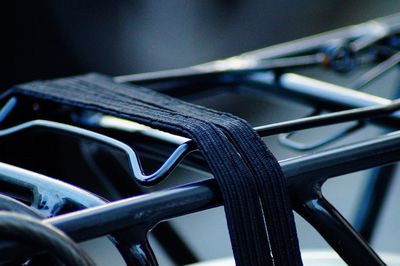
3 74 302 266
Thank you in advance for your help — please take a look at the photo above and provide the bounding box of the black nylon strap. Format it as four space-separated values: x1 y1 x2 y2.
2 73 302 266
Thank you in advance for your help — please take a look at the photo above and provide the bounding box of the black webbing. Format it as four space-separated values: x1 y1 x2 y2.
2 73 302 266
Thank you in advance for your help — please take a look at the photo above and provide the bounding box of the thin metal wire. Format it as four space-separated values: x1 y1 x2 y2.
4 93 400 186
2 13 400 266
81 97 400 184
351 51 400 90
2 127 400 264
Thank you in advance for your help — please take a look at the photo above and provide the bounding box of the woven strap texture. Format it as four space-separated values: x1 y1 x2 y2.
2 73 302 266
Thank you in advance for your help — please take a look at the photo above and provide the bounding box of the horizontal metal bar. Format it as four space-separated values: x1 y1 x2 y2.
249 72 390 107
240 13 400 60
351 51 400 90
279 73 391 108
2 130 400 261
248 72 400 129
114 13 400 84
15 98 400 187
87 98 400 184
114 54 325 84
0 162 159 266
254 99 400 136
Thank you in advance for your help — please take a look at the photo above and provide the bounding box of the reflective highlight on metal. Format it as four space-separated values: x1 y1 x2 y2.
0 120 195 185
91 98 400 181
0 97 17 124
1 12 400 266
0 162 159 265
2 129 400 264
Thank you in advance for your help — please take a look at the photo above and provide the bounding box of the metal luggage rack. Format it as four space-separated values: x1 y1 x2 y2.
1 12 400 266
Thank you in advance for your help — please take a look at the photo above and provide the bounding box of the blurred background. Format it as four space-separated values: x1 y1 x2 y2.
2 1 400 265
1 1 399 88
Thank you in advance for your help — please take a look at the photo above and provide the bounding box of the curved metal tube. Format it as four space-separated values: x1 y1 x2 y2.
92 97 400 183
3 92 400 187
0 162 157 265
0 119 195 185
2 112 400 264
0 194 42 218
294 192 385 266
0 161 104 217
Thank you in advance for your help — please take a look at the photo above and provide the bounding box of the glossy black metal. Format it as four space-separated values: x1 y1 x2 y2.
318 48 400 230
2 13 400 266
112 228 158 266
0 162 157 266
352 60 400 242
0 119 196 265
0 161 105 217
292 190 384 265
254 99 400 136
0 179 220 263
0 118 193 186
247 72 400 129
3 129 400 262
3 76 397 264
82 97 400 185
0 96 198 264
354 164 397 242
6 52 400 187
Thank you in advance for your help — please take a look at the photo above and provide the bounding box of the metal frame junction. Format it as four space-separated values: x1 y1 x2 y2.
0 12 400 266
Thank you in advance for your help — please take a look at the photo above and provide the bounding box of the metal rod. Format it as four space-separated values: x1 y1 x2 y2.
254 99 400 136
0 162 157 266
114 54 325 84
353 165 396 242
241 13 400 60
2 13 400 265
250 72 391 107
2 130 400 262
351 51 400 90
97 96 400 141
294 194 384 265
247 72 400 128
353 69 400 243
114 13 400 84
93 97 400 184
0 97 17 124
0 119 197 264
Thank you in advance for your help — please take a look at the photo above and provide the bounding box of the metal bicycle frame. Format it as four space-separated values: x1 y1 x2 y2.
1 12 400 266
